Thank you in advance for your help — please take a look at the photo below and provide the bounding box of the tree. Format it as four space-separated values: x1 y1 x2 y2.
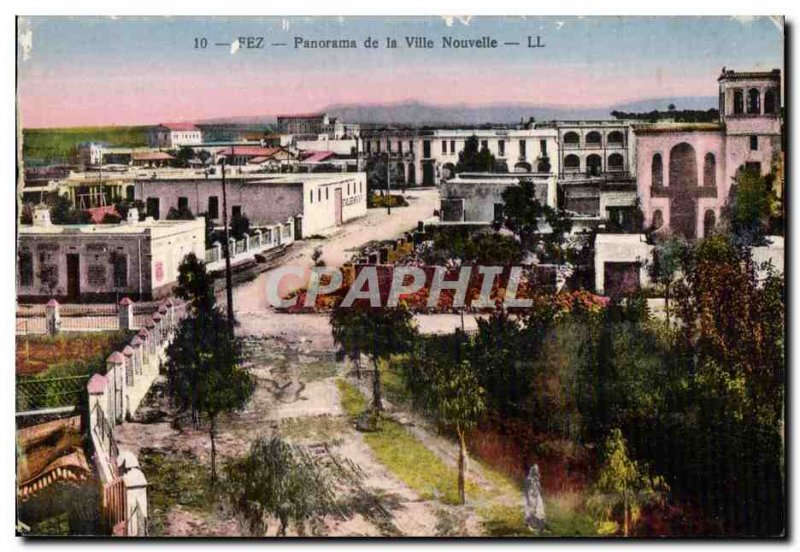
409 334 486 504
646 236 688 327
230 211 251 240
165 254 255 480
499 178 543 250
722 167 774 247
587 428 668 536
455 135 495 173
166 205 195 221
175 146 196 167
47 195 91 224
114 199 146 221
541 205 573 266
226 436 360 536
330 304 417 413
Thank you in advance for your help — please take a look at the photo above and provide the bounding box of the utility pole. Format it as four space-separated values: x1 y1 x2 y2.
220 156 235 337
385 151 392 215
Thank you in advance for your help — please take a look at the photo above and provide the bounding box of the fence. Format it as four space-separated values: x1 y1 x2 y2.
202 218 295 269
17 374 90 412
16 299 170 336
84 297 185 537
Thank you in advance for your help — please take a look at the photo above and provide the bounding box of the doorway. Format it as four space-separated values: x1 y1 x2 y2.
66 254 80 301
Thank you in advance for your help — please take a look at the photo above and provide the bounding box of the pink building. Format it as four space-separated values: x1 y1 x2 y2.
635 68 782 240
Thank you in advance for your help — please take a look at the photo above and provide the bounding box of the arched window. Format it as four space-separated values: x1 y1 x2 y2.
564 154 580 172
765 89 777 114
514 162 532 173
733 89 744 114
704 210 716 237
607 131 624 146
564 132 580 147
747 88 761 114
586 131 602 147
607 153 624 172
669 143 697 189
536 160 550 173
652 153 663 187
703 153 716 187
586 154 602 176
652 209 664 230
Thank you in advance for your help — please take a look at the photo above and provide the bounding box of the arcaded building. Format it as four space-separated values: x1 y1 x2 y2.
636 68 782 240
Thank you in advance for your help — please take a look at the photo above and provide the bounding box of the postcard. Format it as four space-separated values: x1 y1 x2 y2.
15 15 785 538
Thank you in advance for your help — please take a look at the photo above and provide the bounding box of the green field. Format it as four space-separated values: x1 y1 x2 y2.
22 126 151 165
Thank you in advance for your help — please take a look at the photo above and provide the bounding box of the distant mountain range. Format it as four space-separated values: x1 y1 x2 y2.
198 97 717 127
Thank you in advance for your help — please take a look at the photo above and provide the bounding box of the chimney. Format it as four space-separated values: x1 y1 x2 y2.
126 207 139 224
33 206 52 227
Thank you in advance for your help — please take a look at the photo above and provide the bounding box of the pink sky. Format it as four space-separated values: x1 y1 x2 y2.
18 64 715 128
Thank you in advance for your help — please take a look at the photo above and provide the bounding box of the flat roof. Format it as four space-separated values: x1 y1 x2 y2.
19 217 202 236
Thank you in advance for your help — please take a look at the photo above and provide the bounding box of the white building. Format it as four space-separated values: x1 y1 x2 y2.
17 209 205 302
132 171 367 238
148 123 203 149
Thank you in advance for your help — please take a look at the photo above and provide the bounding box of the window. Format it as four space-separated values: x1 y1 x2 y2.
498 140 505 157
564 154 580 172
232 206 242 218
423 140 431 158
747 88 761 114
493 203 504 222
326 187 329 200
359 182 362 193
366 141 371 154
146 197 160 220
112 253 128 288
704 210 716 238
765 89 777 114
733 89 744 114
347 183 350 195
318 189 322 201
310 190 313 203
564 131 580 146
398 141 403 154
652 209 664 230
18 250 33 287
519 140 526 158
607 131 624 146
386 140 391 153
607 153 624 171
178 197 189 211
540 139 547 155
745 162 762 174
586 131 602 147
208 196 219 219
480 140 488 150
450 140 455 153
704 153 717 187
126 185 135 201
409 141 413 152
652 154 663 187
750 135 759 151
376 140 381 153
442 140 447 154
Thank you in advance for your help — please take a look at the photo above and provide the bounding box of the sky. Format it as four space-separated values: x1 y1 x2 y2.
16 16 784 128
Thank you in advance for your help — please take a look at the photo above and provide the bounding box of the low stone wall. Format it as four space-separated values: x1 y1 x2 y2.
85 298 185 536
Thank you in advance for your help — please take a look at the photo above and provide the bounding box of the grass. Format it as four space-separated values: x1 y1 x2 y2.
16 331 135 378
138 449 218 536
336 378 480 506
22 126 150 165
278 415 348 443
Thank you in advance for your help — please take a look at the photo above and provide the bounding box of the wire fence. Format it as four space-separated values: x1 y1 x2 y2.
16 374 90 412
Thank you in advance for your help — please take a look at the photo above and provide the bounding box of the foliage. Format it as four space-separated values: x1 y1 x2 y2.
225 436 361 536
421 227 524 265
22 126 149 165
166 204 195 221
230 211 251 240
330 304 417 412
114 199 146 221
368 193 409 209
166 255 255 480
610 108 719 123
722 168 775 247
587 429 668 536
646 236 689 325
455 135 496 173
47 194 91 224
541 205 574 264
498 178 543 249
100 212 123 224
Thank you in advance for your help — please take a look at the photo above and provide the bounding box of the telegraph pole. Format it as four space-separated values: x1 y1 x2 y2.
220 156 235 337
385 151 392 215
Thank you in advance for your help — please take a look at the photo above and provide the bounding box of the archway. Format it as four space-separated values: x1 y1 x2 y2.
703 153 716 187
564 154 580 173
703 209 716 238
652 153 663 187
586 154 602 176
513 162 532 173
607 153 624 172
607 131 624 146
668 143 698 239
586 131 602 147
564 132 580 146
